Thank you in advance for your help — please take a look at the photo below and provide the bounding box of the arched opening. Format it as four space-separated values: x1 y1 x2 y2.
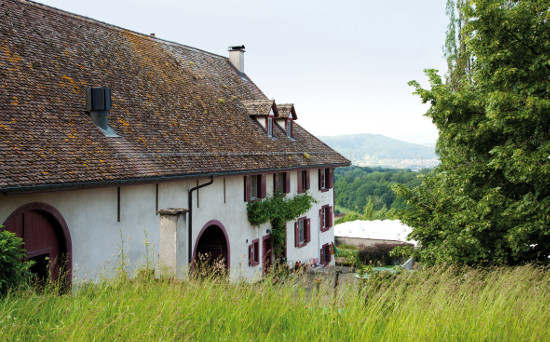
193 220 230 272
2 203 72 287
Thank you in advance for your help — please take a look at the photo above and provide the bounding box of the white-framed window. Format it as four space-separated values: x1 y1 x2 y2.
294 217 310 248
318 168 333 192
320 205 333 232
244 174 266 202
250 175 258 200
299 219 305 244
297 169 310 193
273 172 289 194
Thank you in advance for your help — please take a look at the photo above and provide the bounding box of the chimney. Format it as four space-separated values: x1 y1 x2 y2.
86 87 118 137
228 45 245 74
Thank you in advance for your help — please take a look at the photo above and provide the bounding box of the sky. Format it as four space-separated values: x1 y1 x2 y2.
33 0 449 145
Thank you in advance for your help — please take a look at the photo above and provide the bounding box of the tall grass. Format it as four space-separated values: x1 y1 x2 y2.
1 265 549 341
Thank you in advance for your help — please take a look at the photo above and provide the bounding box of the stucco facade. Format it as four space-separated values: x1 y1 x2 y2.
0 0 348 284
0 170 334 281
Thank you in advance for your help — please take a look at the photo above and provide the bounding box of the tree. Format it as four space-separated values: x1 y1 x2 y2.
397 0 550 265
0 229 34 294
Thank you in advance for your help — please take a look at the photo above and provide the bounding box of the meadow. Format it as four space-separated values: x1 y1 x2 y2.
1 265 549 341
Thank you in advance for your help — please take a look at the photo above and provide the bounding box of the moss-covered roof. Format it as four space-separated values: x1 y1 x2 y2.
0 0 350 192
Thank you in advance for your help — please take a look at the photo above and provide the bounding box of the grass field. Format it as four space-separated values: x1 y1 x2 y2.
1 265 549 341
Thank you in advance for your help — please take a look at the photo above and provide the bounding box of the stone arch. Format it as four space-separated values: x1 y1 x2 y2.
2 202 72 284
193 220 230 270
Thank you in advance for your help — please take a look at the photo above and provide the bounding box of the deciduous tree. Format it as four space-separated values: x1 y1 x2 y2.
397 0 550 265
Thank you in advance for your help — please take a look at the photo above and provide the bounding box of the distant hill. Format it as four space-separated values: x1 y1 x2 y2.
319 133 438 170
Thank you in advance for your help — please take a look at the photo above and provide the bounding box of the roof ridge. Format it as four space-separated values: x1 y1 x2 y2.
16 0 228 60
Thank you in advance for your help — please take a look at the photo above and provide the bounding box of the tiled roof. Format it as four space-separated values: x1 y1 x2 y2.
0 0 350 192
276 104 296 119
242 100 277 117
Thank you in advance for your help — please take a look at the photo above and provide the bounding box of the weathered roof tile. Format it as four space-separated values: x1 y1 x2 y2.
0 0 349 192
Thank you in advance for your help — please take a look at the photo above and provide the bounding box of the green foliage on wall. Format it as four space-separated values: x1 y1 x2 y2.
247 192 316 260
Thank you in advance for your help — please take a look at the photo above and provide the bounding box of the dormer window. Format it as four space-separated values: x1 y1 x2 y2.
267 117 274 137
285 119 292 138
272 103 296 139
241 100 279 138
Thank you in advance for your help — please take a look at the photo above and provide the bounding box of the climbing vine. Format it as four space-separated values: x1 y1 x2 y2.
247 192 316 262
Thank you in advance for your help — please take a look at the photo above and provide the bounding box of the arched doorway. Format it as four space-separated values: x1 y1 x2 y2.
193 220 230 271
2 203 72 285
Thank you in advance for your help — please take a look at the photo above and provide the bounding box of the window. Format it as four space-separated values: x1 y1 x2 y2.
249 239 260 266
297 169 310 193
320 243 332 265
267 117 274 137
285 119 292 138
273 172 290 194
320 205 333 232
294 217 310 248
318 168 333 192
244 174 266 202
250 175 258 200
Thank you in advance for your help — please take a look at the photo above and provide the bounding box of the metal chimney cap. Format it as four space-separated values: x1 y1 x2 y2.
228 45 245 51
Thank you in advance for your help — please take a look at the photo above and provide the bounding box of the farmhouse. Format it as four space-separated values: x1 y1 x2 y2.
0 0 350 281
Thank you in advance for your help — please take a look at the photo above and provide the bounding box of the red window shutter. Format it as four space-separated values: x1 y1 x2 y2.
306 218 311 242
305 170 310 190
328 206 333 227
328 168 334 189
294 222 299 247
259 174 266 198
297 170 303 193
289 121 292 137
244 176 250 202
318 169 322 190
320 248 324 264
284 171 290 193
273 173 278 193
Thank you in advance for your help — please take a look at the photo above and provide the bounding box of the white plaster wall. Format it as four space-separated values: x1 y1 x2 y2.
0 169 335 283
0 185 160 281
191 175 268 281
257 117 266 130
284 170 335 267
275 119 285 130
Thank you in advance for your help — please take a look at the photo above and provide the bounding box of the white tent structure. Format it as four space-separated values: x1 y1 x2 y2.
335 220 417 246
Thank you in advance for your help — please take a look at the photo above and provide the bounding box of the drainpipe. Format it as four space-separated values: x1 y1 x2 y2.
188 176 214 264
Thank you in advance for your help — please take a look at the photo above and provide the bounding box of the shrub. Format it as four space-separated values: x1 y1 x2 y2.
0 229 33 294
358 242 410 266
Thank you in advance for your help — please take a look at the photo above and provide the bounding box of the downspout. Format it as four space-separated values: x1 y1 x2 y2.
188 176 214 264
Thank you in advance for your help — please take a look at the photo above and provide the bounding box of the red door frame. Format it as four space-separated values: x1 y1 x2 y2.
2 202 72 284
193 219 231 269
262 235 273 275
